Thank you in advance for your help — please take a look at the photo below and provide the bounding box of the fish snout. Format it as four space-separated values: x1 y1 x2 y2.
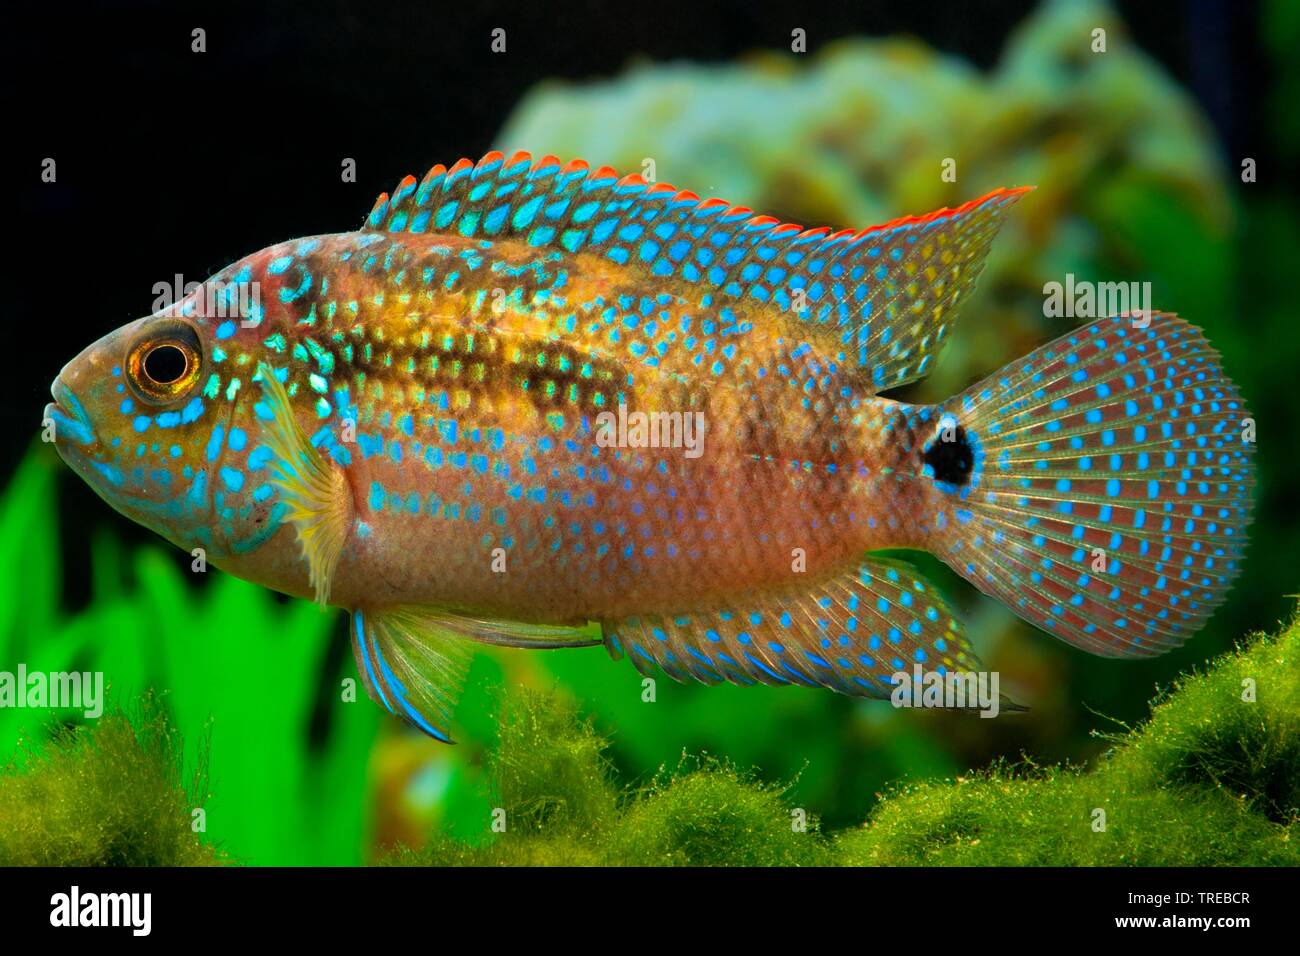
45 332 125 448
57 334 116 396
46 377 97 448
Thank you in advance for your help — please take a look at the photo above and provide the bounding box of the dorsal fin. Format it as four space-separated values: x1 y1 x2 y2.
363 151 1030 391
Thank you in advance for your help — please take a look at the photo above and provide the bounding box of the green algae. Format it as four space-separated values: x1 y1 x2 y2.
0 696 221 866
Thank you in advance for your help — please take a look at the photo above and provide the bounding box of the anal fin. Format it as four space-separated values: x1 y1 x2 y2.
602 556 991 702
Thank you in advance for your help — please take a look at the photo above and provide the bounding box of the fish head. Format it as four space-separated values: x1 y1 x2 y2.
44 264 285 563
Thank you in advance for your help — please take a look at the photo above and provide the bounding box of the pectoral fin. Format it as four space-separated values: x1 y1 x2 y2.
255 363 350 606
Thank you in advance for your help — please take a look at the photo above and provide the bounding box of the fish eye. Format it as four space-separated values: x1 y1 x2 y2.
144 344 188 383
126 320 202 403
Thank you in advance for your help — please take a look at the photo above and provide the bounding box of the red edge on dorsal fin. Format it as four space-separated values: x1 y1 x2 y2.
861 185 1036 237
379 156 1033 245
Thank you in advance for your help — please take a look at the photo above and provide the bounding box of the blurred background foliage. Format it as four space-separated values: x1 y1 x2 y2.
3 0 1298 864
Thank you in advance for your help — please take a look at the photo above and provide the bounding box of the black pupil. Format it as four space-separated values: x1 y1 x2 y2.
924 424 975 486
144 344 188 384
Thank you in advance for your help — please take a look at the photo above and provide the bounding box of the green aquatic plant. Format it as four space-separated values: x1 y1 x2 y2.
389 614 1299 866
0 696 220 866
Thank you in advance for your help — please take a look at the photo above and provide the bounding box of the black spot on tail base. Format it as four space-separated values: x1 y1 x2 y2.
924 424 974 487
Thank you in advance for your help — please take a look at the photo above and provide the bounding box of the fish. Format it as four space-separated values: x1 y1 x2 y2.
44 150 1256 741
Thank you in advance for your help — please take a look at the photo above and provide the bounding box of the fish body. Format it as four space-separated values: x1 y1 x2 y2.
47 152 1255 740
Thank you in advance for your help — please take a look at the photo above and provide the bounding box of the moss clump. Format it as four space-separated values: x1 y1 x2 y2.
385 690 618 865
609 766 832 866
836 765 1295 866
492 689 619 837
0 698 222 866
1107 623 1300 824
835 614 1300 865
391 614 1300 866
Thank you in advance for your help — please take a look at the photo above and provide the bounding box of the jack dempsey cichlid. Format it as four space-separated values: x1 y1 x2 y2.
44 151 1256 740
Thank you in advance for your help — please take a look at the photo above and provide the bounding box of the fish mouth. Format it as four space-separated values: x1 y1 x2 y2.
45 378 97 448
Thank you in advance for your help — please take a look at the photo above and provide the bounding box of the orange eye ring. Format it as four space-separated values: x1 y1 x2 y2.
126 320 203 404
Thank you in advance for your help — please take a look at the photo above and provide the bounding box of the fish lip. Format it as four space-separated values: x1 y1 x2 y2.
46 378 97 447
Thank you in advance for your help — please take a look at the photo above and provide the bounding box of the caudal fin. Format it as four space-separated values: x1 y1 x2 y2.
928 313 1255 658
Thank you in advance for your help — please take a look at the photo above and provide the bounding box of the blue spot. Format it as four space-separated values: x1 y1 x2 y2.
219 467 244 492
248 446 275 470
206 425 226 462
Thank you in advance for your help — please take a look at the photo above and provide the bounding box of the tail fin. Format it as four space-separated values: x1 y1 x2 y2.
928 313 1255 658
